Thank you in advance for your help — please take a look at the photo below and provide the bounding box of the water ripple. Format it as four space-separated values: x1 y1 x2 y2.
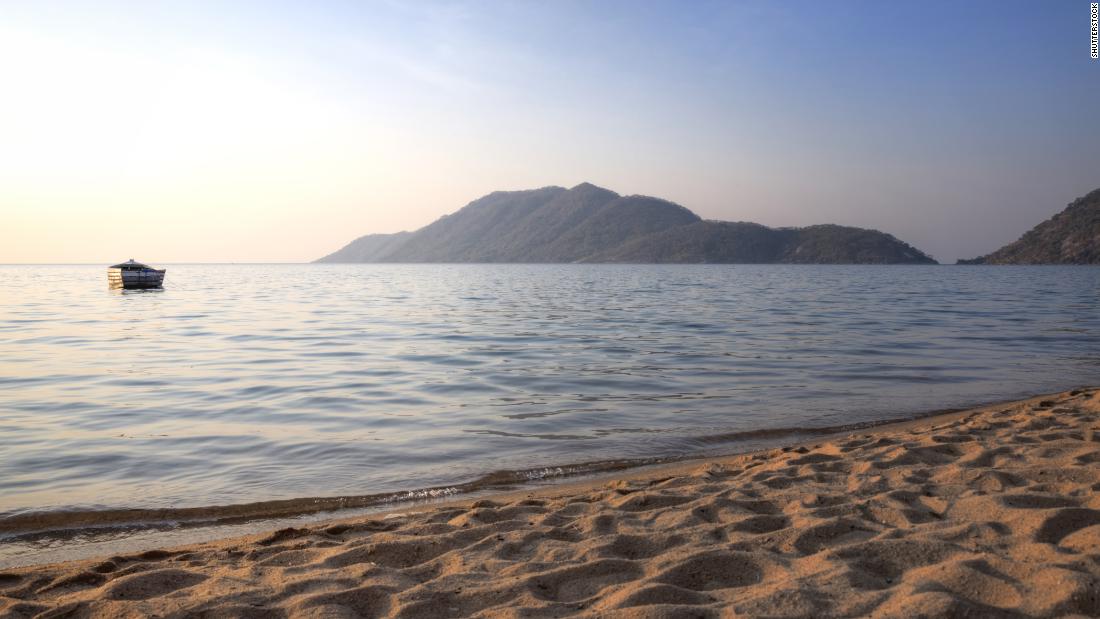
0 263 1098 520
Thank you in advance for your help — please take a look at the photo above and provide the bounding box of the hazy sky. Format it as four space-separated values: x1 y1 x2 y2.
2 1 1098 263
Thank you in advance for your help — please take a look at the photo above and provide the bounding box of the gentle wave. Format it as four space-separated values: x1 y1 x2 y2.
0 402 1015 540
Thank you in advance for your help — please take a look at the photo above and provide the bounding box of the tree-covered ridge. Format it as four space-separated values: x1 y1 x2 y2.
959 188 1100 264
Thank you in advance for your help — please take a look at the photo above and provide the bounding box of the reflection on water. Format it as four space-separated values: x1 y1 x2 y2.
1 264 1098 522
109 286 165 293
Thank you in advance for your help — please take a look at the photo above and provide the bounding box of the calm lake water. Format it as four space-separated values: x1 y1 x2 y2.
2 264 1098 527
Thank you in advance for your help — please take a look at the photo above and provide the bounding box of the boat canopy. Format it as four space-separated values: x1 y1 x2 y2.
109 259 152 269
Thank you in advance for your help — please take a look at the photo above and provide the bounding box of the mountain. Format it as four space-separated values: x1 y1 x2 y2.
317 231 413 263
587 221 934 264
316 183 937 264
958 188 1100 264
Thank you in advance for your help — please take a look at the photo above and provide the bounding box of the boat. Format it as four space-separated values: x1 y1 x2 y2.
108 259 166 289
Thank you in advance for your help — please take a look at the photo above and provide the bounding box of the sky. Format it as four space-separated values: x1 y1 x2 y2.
1 0 1098 263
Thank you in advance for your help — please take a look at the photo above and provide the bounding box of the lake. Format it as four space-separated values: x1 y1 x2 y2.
2 264 1098 534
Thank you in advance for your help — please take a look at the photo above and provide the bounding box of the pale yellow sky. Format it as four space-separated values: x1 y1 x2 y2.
0 23 441 263
2 2 1097 263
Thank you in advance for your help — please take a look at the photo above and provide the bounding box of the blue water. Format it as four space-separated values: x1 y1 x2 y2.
1 264 1098 521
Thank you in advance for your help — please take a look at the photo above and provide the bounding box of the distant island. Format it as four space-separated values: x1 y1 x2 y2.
959 187 1100 264
317 183 937 264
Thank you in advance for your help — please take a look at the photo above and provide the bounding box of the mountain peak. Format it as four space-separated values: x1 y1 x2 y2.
569 181 618 196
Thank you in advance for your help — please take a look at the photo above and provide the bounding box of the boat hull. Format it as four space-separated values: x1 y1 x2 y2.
108 268 166 289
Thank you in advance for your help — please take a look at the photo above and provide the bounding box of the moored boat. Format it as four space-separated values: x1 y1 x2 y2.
108 259 166 289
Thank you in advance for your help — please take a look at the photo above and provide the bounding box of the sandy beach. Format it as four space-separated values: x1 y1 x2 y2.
2 388 1098 618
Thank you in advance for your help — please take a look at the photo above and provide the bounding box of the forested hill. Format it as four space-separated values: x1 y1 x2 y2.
959 187 1100 264
317 183 937 264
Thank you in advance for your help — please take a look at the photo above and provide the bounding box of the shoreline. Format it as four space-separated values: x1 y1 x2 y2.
3 387 1099 617
0 390 1062 563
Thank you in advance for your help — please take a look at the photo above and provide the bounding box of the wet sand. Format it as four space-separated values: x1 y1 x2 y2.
2 388 1099 618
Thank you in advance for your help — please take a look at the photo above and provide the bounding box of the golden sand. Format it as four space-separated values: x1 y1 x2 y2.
2 389 1099 618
